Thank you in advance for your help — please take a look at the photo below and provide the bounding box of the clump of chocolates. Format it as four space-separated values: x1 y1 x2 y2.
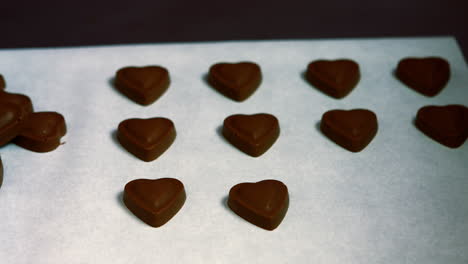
0 74 67 189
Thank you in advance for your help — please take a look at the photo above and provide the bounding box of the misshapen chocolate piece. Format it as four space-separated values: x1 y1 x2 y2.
123 178 186 227
228 179 289 230
208 62 262 101
320 109 378 152
115 66 170 105
0 92 33 146
396 57 450 96
0 155 3 188
0 103 30 146
415 105 468 148
117 117 176 162
0 74 5 90
222 113 279 157
306 59 360 98
14 112 67 152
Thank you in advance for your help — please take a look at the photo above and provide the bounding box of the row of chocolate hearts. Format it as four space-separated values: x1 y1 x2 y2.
124 178 289 230
116 105 468 163
116 113 282 162
113 57 451 105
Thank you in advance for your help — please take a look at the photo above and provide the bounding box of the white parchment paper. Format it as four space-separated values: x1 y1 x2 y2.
0 37 467 264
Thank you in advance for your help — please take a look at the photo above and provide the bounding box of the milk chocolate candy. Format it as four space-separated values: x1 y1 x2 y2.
306 59 360 98
0 104 30 147
0 74 5 90
228 179 289 230
117 117 176 162
320 109 378 152
415 105 468 148
115 66 170 105
396 57 450 96
124 178 186 227
222 113 280 157
14 112 67 152
0 92 34 146
208 62 262 101
0 155 3 188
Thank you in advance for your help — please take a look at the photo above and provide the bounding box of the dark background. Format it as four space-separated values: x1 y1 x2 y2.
1 0 467 60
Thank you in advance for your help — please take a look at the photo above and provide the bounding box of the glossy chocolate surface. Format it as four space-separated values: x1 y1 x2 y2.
396 57 450 96
0 155 3 188
208 62 262 101
115 66 170 105
416 105 468 148
123 178 186 227
14 112 67 152
320 109 378 152
0 74 5 90
306 59 360 98
117 117 176 162
228 179 289 230
0 91 34 117
223 113 279 157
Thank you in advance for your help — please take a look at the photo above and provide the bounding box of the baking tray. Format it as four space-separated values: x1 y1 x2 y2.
0 37 467 264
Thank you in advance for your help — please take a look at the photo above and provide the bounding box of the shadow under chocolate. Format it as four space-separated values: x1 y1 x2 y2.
110 129 125 151
215 125 225 141
202 73 222 97
300 70 308 83
221 195 237 217
315 120 329 140
216 125 246 154
109 76 134 102
116 190 141 222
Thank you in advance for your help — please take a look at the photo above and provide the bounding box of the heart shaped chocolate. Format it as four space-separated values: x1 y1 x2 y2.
396 57 450 96
208 62 262 101
14 112 67 152
117 117 176 162
115 66 170 105
222 113 280 157
228 179 289 230
320 109 378 152
415 105 468 148
306 59 360 98
123 178 186 227
0 74 5 90
0 103 29 146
